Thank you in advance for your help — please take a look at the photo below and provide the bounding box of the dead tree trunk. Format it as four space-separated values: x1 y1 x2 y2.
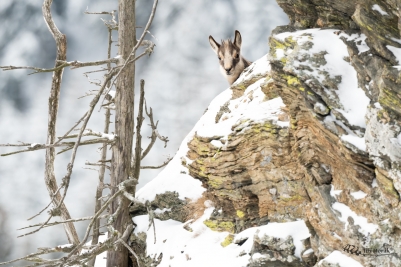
107 0 136 266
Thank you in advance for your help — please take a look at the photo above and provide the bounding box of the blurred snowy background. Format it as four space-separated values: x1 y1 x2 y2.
0 0 288 262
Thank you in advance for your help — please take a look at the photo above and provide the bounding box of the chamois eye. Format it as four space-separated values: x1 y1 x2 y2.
235 54 239 59
218 57 221 60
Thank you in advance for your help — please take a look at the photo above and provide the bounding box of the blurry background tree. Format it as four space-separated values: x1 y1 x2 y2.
0 0 288 263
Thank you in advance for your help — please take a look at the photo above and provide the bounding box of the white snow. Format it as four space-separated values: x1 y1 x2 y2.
107 90 115 99
81 234 108 267
318 250 364 267
330 186 377 235
58 243 74 249
341 134 366 151
235 220 310 258
303 248 314 255
197 81 288 138
274 29 370 128
387 45 401 64
101 133 115 141
275 49 285 60
210 139 223 148
350 190 367 200
345 33 370 54
330 185 342 198
251 253 265 260
136 144 205 202
391 37 401 45
374 102 382 109
154 208 171 214
234 55 271 85
332 232 342 240
372 178 378 188
332 202 378 235
133 209 310 267
372 4 389 16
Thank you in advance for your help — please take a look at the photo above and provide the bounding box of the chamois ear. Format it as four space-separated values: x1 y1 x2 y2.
209 35 220 54
234 30 242 49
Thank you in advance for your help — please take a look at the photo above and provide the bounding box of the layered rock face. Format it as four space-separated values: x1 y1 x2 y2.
131 1 401 266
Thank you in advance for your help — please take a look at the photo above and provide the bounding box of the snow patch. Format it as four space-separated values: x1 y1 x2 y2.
341 134 366 151
154 208 171 214
58 243 74 249
101 133 115 141
350 190 367 200
274 29 370 128
332 202 378 235
234 55 271 85
133 209 310 267
319 250 364 267
330 186 377 235
372 4 389 16
345 33 369 54
235 220 310 258
387 45 401 64
330 185 342 198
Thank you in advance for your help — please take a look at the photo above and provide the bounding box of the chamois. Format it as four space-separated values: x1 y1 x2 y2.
209 30 252 85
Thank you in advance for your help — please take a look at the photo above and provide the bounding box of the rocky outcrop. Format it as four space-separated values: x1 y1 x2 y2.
131 1 401 266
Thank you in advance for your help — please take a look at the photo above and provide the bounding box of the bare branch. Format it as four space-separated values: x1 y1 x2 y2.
42 0 79 244
86 161 111 170
0 58 119 75
83 68 109 75
10 70 117 241
89 110 111 267
0 244 75 266
141 131 157 160
144 101 169 148
146 201 157 244
141 156 172 169
18 214 109 230
119 238 141 267
65 188 124 260
0 138 113 157
141 102 157 159
27 184 64 221
84 10 115 16
108 0 158 91
18 214 53 238
54 112 88 145
132 80 146 180
58 128 115 140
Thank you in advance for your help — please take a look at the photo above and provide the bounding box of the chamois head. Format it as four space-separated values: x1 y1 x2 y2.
209 30 251 85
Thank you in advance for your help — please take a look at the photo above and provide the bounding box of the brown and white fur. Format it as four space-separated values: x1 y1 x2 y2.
209 30 252 85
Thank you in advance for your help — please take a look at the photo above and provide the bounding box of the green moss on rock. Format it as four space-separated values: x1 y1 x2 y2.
221 234 235 247
204 220 235 233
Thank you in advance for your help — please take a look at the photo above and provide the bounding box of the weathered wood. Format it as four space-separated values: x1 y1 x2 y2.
133 80 145 180
107 0 136 266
